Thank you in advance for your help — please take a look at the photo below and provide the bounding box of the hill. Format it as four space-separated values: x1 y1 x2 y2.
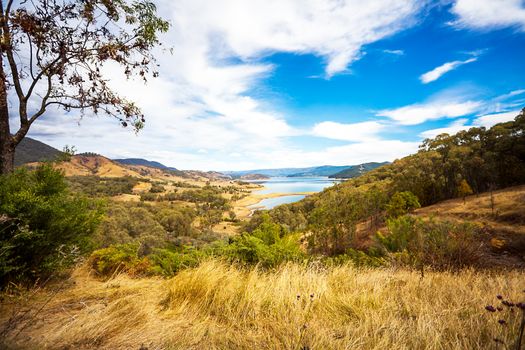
224 163 384 178
113 158 177 171
14 137 63 166
328 162 389 178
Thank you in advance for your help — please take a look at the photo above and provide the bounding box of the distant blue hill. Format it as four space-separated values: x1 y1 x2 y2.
223 162 388 178
328 162 389 179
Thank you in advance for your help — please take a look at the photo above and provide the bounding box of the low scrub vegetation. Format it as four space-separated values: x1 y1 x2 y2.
0 165 102 287
67 175 139 197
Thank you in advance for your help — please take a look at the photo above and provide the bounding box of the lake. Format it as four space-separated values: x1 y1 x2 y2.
248 177 339 209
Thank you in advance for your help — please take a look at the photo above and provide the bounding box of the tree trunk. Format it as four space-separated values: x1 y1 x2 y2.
0 52 15 174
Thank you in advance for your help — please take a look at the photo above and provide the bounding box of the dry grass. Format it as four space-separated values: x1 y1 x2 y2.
2 260 524 349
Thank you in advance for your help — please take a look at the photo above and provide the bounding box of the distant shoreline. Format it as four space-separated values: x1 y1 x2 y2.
234 184 314 218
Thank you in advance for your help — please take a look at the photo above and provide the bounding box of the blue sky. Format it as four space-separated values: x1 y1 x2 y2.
27 0 525 170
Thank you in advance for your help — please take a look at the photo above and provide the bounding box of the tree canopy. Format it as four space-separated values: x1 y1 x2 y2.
0 0 169 173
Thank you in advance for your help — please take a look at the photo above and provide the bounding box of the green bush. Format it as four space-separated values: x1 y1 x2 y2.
386 191 420 218
0 165 102 286
67 176 139 197
149 183 165 193
223 214 304 267
376 215 482 269
323 248 386 268
89 243 150 277
148 247 207 277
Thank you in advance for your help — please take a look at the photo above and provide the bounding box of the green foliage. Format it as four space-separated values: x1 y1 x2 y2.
324 248 386 268
89 243 150 277
94 202 196 248
0 165 102 286
158 186 230 210
386 191 421 218
148 247 208 277
376 216 482 269
68 176 139 197
149 183 165 193
457 179 473 200
224 214 304 268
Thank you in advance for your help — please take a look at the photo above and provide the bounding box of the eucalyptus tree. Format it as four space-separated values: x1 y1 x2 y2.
0 0 169 173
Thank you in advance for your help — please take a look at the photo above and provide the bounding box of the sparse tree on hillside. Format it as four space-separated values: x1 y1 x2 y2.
457 179 473 204
386 191 420 218
0 0 169 174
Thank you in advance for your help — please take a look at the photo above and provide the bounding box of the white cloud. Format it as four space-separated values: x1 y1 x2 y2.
383 49 405 55
473 110 521 127
419 57 477 84
19 0 428 170
450 0 525 31
418 109 522 139
377 98 482 125
167 0 424 77
311 121 385 142
419 118 471 138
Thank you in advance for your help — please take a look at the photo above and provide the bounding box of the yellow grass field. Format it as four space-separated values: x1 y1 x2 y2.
1 260 523 349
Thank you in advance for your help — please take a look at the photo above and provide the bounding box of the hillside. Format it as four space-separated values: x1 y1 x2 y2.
14 136 63 166
113 158 178 171
328 161 389 178
224 163 384 178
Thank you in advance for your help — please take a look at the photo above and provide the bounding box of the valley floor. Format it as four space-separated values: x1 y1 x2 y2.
1 261 524 349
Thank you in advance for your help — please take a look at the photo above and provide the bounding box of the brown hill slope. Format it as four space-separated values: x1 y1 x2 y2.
355 185 525 268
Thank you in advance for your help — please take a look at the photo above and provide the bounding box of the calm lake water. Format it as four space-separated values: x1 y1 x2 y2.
248 177 339 209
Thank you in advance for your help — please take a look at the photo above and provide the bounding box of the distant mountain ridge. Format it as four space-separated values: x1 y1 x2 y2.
329 162 389 179
113 158 177 171
224 163 388 178
14 137 63 166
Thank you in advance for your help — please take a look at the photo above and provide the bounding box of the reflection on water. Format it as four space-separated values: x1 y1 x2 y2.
248 177 339 209
249 195 306 210
251 177 339 195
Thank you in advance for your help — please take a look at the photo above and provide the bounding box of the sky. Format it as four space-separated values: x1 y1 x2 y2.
22 0 525 171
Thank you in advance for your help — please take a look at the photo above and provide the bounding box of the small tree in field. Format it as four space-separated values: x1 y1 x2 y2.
457 179 473 204
0 0 169 174
386 191 420 218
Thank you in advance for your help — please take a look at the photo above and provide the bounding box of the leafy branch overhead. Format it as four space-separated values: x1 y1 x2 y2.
0 0 169 172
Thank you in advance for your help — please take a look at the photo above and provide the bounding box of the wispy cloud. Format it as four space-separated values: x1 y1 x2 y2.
311 121 385 142
473 110 522 127
377 96 482 125
383 49 405 56
419 57 477 84
450 0 525 32
419 109 522 139
419 118 471 138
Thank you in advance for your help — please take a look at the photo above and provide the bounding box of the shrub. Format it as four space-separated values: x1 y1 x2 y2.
224 214 304 267
149 183 165 193
148 247 207 277
386 191 420 218
67 176 139 197
376 215 482 269
0 165 102 286
323 248 386 267
89 243 150 277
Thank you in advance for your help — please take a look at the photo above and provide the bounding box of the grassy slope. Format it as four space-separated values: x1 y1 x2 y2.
353 185 525 268
2 187 524 349
1 261 523 349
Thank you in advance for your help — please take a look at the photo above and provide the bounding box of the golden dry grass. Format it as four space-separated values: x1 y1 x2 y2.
2 260 523 349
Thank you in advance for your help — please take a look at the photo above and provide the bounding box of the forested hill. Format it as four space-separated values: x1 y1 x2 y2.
251 109 525 254
14 137 62 166
224 163 385 178
328 162 389 179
